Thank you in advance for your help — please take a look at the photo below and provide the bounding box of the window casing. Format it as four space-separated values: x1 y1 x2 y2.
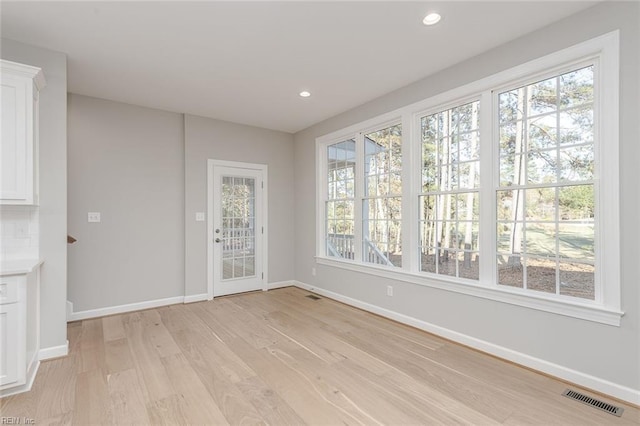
316 32 621 325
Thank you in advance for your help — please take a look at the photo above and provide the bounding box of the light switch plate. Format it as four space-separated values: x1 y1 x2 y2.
88 212 101 223
195 212 205 222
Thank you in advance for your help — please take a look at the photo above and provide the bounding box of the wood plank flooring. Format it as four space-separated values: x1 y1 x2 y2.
1 287 638 425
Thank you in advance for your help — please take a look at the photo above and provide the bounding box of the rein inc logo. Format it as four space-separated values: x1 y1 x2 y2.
1 418 35 425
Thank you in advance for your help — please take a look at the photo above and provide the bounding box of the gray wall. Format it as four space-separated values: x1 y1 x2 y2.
293 2 639 392
184 114 295 296
67 94 184 311
1 39 68 352
67 101 295 308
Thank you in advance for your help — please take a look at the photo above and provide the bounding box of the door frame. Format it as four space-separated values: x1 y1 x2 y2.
207 159 268 300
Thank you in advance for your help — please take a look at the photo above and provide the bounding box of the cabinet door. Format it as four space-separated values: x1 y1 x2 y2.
0 74 31 203
0 303 20 386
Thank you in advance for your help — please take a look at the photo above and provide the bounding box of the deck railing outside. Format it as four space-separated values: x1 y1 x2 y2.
327 233 393 266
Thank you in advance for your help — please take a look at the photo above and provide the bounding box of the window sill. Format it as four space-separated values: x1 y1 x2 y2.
315 256 623 326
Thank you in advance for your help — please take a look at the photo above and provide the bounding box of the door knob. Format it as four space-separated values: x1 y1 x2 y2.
215 238 221 243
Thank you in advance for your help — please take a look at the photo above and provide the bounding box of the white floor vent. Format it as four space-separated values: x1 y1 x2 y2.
562 389 623 417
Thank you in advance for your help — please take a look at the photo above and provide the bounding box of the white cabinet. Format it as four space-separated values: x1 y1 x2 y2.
1 60 46 205
0 267 40 396
0 303 21 386
0 275 26 388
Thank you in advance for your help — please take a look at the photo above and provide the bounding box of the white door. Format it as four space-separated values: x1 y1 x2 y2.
210 162 266 297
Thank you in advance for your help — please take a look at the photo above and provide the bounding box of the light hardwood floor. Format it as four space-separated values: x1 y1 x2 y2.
1 287 638 425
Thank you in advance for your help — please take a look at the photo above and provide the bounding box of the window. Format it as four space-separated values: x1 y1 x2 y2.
420 101 480 279
363 124 402 267
496 66 596 300
326 140 356 259
316 32 620 325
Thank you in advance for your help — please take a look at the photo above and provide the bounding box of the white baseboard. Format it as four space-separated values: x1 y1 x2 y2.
24 358 39 390
184 293 209 304
39 340 69 360
67 282 297 321
3 342 65 397
0 360 39 398
267 280 294 290
68 296 184 322
66 300 73 321
293 281 640 406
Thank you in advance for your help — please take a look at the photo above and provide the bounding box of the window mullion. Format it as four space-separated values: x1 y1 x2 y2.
317 141 327 258
354 132 365 263
402 112 416 272
480 90 496 287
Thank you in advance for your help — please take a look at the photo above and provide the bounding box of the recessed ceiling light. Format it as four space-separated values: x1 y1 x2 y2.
423 12 441 26
299 91 311 98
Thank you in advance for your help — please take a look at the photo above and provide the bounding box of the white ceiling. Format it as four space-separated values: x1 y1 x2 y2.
1 1 598 133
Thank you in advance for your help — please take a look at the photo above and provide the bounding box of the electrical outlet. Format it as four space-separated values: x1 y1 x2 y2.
311 267 316 276
195 212 205 221
88 212 101 223
387 285 393 296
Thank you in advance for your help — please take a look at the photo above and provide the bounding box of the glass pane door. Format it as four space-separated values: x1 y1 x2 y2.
221 176 256 280
211 163 264 298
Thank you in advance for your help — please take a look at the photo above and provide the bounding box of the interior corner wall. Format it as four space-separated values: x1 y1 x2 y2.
293 1 639 398
0 39 68 351
67 94 185 312
184 114 295 298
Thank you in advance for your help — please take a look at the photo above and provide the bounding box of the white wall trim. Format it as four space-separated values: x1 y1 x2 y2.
39 340 69 360
67 283 293 322
66 281 295 322
293 280 639 406
316 257 622 326
66 300 73 321
266 280 294 290
184 293 209 304
0 360 39 398
68 296 184 322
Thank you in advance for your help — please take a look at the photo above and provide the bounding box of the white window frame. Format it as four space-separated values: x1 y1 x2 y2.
415 95 483 281
360 120 403 267
325 139 356 260
315 31 622 326
492 60 599 302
